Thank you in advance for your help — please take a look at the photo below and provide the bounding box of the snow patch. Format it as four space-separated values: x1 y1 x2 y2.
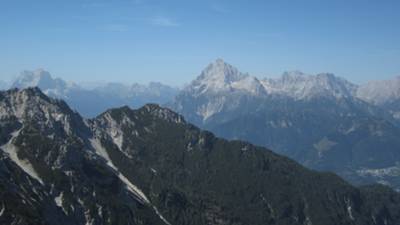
153 206 172 225
55 192 63 208
90 137 171 225
0 203 5 217
96 204 103 218
89 138 114 168
112 133 123 150
55 192 69 215
90 138 149 204
392 111 400 119
1 130 44 185
313 137 337 158
347 205 354 220
357 165 400 178
117 172 150 204
345 198 354 220
84 209 94 225
241 145 249 152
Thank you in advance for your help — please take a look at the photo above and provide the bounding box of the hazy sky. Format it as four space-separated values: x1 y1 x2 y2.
1 0 399 86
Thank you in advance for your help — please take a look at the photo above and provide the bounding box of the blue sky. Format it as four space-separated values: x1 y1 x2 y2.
1 0 399 86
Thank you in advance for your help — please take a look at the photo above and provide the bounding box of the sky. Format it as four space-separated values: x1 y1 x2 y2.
0 0 399 86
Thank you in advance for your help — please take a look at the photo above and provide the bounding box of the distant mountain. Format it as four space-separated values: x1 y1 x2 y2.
94 81 178 107
357 76 400 120
170 59 400 190
261 70 357 100
187 58 266 97
9 69 179 117
1 87 400 225
12 69 78 96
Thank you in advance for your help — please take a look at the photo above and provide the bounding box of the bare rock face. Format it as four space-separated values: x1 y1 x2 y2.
357 76 400 105
357 76 400 120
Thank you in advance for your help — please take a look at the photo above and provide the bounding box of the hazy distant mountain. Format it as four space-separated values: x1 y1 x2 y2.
12 69 78 95
94 81 178 107
170 59 400 190
2 87 400 225
261 70 358 100
357 76 400 104
357 76 400 120
9 69 179 117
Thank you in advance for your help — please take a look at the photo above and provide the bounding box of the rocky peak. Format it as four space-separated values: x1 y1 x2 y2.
11 69 78 99
148 82 172 90
139 104 186 124
262 71 357 100
0 88 85 136
0 87 53 117
357 76 400 105
128 82 178 97
186 59 265 96
200 58 245 81
13 69 57 89
281 70 307 81
96 104 185 133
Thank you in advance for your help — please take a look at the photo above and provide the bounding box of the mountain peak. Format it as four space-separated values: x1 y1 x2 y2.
199 59 245 82
357 76 400 104
11 69 78 100
185 59 265 96
12 69 69 91
101 104 185 126
140 104 185 124
0 88 83 136
209 58 228 68
13 69 53 89
4 87 49 100
215 58 225 63
261 72 357 100
282 70 306 78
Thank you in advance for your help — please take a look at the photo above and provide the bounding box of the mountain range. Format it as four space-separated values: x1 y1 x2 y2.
1 87 400 225
8 69 179 117
169 59 400 190
2 60 400 191
356 77 400 120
